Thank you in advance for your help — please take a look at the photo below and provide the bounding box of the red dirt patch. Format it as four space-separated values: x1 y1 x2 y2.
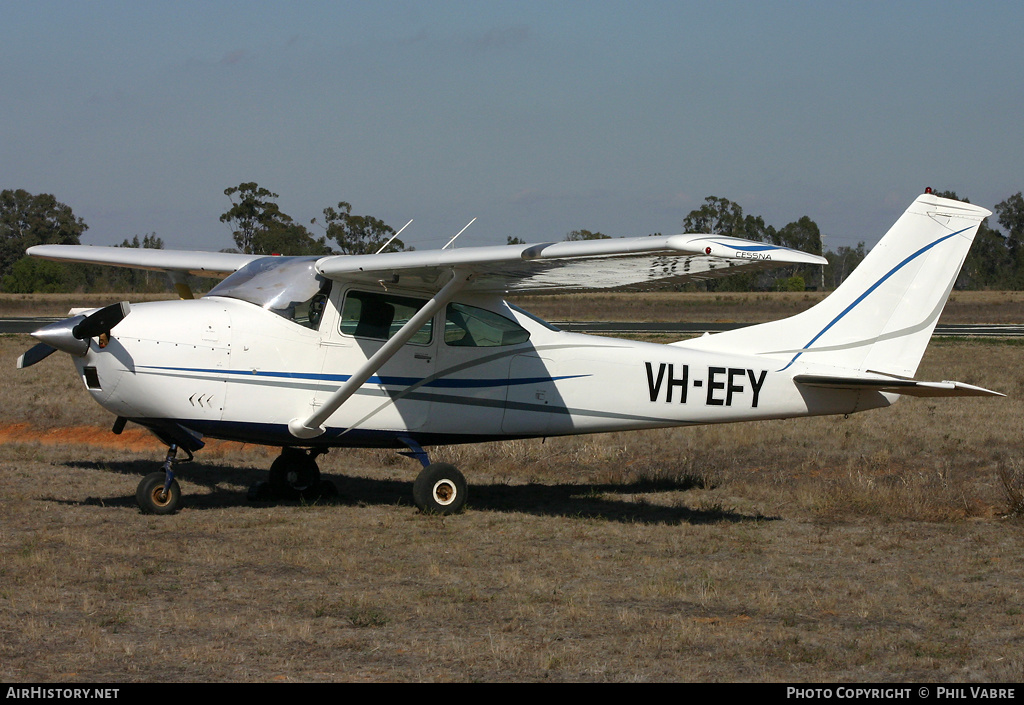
0 423 253 454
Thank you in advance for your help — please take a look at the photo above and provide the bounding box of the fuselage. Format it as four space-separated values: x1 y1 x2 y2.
71 286 888 450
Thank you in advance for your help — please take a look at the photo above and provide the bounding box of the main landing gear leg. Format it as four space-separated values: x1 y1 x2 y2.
249 447 337 502
400 438 468 515
136 444 183 515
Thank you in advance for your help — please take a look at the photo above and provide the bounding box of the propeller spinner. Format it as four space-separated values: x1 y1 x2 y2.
17 301 130 369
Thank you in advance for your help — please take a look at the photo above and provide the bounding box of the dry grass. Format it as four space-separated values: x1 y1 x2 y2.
511 289 1024 324
997 461 1024 518
5 289 1024 324
1 324 1024 682
0 293 174 318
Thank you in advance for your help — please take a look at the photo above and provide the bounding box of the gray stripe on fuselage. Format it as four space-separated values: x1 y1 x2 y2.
135 341 684 426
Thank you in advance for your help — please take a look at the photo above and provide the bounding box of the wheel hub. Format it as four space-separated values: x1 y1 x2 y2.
432 480 456 505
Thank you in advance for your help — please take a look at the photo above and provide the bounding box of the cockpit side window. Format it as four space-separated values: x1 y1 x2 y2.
444 303 530 347
340 290 433 345
293 280 332 330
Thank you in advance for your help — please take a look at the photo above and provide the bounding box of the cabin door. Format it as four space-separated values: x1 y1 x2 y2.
317 287 439 434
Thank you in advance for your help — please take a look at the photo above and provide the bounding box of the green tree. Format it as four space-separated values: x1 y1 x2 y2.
775 216 824 290
220 183 288 253
682 197 777 291
957 220 1009 289
930 189 1016 290
2 257 86 293
220 183 329 255
774 216 822 254
314 202 405 255
0 189 88 285
120 233 165 250
683 196 745 237
740 214 776 244
253 220 332 257
565 229 610 241
994 192 1024 289
97 232 167 291
682 196 777 241
995 192 1024 244
773 275 806 292
825 243 867 289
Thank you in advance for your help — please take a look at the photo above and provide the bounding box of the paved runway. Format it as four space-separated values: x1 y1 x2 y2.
3 317 1022 337
0 317 63 334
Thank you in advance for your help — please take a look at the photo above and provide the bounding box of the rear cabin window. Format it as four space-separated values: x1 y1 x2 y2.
444 303 530 347
340 290 433 345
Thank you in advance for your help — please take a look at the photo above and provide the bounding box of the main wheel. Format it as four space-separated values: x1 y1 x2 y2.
269 448 321 498
136 472 181 515
413 463 468 515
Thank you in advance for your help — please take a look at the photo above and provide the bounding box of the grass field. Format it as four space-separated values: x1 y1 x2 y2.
1 292 1023 682
6 289 1024 323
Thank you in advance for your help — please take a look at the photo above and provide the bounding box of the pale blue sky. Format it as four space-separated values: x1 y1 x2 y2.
2 1 1022 252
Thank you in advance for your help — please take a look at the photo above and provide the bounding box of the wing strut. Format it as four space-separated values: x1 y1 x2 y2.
287 268 473 439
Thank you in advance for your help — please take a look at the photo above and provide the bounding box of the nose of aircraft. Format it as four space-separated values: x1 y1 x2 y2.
17 301 131 369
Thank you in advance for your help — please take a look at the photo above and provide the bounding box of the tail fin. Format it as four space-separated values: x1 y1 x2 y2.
683 193 992 378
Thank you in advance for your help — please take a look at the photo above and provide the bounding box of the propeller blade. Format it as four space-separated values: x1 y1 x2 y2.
16 342 58 369
72 301 130 340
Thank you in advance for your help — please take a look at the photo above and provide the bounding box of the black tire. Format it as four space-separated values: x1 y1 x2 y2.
413 463 467 515
318 479 339 499
269 448 321 497
247 481 274 501
136 472 181 515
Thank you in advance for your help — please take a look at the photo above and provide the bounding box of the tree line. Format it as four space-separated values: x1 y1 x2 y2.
2 184 1022 294
0 183 411 293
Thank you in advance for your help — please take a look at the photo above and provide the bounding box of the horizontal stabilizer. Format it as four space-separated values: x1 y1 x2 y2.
794 374 1003 398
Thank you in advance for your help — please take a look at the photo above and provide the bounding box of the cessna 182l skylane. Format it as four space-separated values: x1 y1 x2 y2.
17 192 1002 515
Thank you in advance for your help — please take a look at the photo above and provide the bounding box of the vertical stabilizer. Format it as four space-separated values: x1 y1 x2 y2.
682 194 992 377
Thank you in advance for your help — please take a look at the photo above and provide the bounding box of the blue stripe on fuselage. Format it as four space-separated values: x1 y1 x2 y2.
136 365 588 389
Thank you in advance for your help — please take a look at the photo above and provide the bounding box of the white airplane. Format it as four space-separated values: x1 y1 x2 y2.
17 192 1002 515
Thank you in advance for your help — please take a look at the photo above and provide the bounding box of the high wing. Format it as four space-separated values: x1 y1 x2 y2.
314 234 827 294
28 234 826 296
26 244 262 278
26 244 265 298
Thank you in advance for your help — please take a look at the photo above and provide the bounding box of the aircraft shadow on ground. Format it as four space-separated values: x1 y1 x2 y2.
50 459 777 525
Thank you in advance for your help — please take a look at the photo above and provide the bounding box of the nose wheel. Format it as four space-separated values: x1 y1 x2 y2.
136 444 183 514
136 473 181 514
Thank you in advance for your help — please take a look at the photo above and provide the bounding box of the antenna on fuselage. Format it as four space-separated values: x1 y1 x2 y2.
375 219 414 254
442 218 477 249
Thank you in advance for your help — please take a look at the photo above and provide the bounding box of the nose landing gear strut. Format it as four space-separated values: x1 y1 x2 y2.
136 444 186 515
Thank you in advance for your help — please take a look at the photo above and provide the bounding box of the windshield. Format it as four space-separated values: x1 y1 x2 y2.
206 257 330 327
